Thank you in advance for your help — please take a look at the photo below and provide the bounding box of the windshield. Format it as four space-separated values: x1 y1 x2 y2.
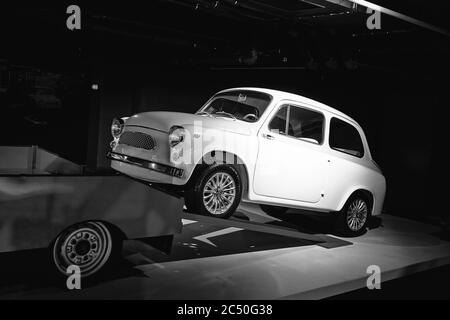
197 90 272 123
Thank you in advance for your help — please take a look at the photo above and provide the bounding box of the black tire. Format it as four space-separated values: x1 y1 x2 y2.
187 164 242 219
259 204 288 216
183 188 198 213
335 194 371 237
50 220 125 282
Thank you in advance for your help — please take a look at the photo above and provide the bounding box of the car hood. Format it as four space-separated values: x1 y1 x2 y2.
124 111 253 135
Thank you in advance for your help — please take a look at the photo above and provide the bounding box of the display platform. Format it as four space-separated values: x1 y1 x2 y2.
1 194 449 299
0 176 183 253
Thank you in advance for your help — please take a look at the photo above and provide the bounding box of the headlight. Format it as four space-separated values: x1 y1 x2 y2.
168 126 185 147
111 117 124 138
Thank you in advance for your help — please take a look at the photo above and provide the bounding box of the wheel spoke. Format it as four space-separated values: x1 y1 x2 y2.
220 194 230 204
346 199 368 231
202 172 236 215
222 180 233 188
222 186 235 192
207 195 215 205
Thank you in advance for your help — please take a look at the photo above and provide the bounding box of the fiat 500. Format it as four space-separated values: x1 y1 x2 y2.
108 88 386 236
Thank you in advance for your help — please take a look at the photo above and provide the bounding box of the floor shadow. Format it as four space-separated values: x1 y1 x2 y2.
368 216 383 230
430 229 450 242
0 226 315 295
0 248 55 291
0 247 141 295
127 229 316 266
261 210 336 234
0 210 365 296
256 210 384 237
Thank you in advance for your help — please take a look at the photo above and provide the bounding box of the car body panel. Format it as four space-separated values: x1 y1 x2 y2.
109 87 386 216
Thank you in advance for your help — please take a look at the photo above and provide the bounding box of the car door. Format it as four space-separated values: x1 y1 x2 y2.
253 103 328 203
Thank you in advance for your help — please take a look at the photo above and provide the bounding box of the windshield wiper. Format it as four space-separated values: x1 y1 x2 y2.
213 111 237 120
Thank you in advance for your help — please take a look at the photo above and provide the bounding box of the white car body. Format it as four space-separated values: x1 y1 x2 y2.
109 87 386 217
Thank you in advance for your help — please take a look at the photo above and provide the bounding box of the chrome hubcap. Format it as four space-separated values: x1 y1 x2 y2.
346 199 368 231
63 228 104 266
53 222 112 277
203 172 236 215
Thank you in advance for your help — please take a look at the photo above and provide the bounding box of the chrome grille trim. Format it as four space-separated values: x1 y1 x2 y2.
119 131 156 150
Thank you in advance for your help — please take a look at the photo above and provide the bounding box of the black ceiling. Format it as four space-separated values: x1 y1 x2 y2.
1 1 449 73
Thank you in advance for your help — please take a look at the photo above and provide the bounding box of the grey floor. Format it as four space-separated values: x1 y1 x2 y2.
1 206 449 299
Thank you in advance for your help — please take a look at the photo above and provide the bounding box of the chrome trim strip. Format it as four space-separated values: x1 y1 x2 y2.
124 125 168 134
107 151 183 178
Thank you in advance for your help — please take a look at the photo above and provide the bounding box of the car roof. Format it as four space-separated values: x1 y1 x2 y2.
218 87 360 127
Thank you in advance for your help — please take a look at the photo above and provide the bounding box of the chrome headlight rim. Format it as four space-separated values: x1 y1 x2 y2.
111 117 125 138
168 125 185 147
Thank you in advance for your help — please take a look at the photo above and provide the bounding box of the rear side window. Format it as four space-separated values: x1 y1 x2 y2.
329 118 364 158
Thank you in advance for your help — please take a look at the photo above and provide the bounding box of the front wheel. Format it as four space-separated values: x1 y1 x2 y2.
51 221 124 280
187 164 242 219
335 195 371 237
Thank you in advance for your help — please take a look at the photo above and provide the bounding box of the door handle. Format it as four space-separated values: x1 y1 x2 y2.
262 133 275 140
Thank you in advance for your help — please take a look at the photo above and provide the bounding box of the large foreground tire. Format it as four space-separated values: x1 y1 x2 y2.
335 194 371 237
51 221 125 280
186 164 242 219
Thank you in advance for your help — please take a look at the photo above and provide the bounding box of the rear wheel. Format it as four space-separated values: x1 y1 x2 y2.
186 164 242 219
51 221 125 280
335 195 371 237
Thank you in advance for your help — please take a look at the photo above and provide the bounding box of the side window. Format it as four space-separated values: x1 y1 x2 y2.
329 118 364 158
268 105 288 134
287 105 324 144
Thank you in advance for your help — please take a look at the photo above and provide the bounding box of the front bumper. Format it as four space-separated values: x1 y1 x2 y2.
107 151 184 178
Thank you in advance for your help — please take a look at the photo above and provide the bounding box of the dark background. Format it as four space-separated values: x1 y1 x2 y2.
0 1 448 222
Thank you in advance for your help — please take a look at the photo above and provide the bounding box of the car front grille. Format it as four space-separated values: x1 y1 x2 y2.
119 131 156 150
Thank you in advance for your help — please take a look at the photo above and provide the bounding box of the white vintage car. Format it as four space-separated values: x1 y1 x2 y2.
108 88 386 236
